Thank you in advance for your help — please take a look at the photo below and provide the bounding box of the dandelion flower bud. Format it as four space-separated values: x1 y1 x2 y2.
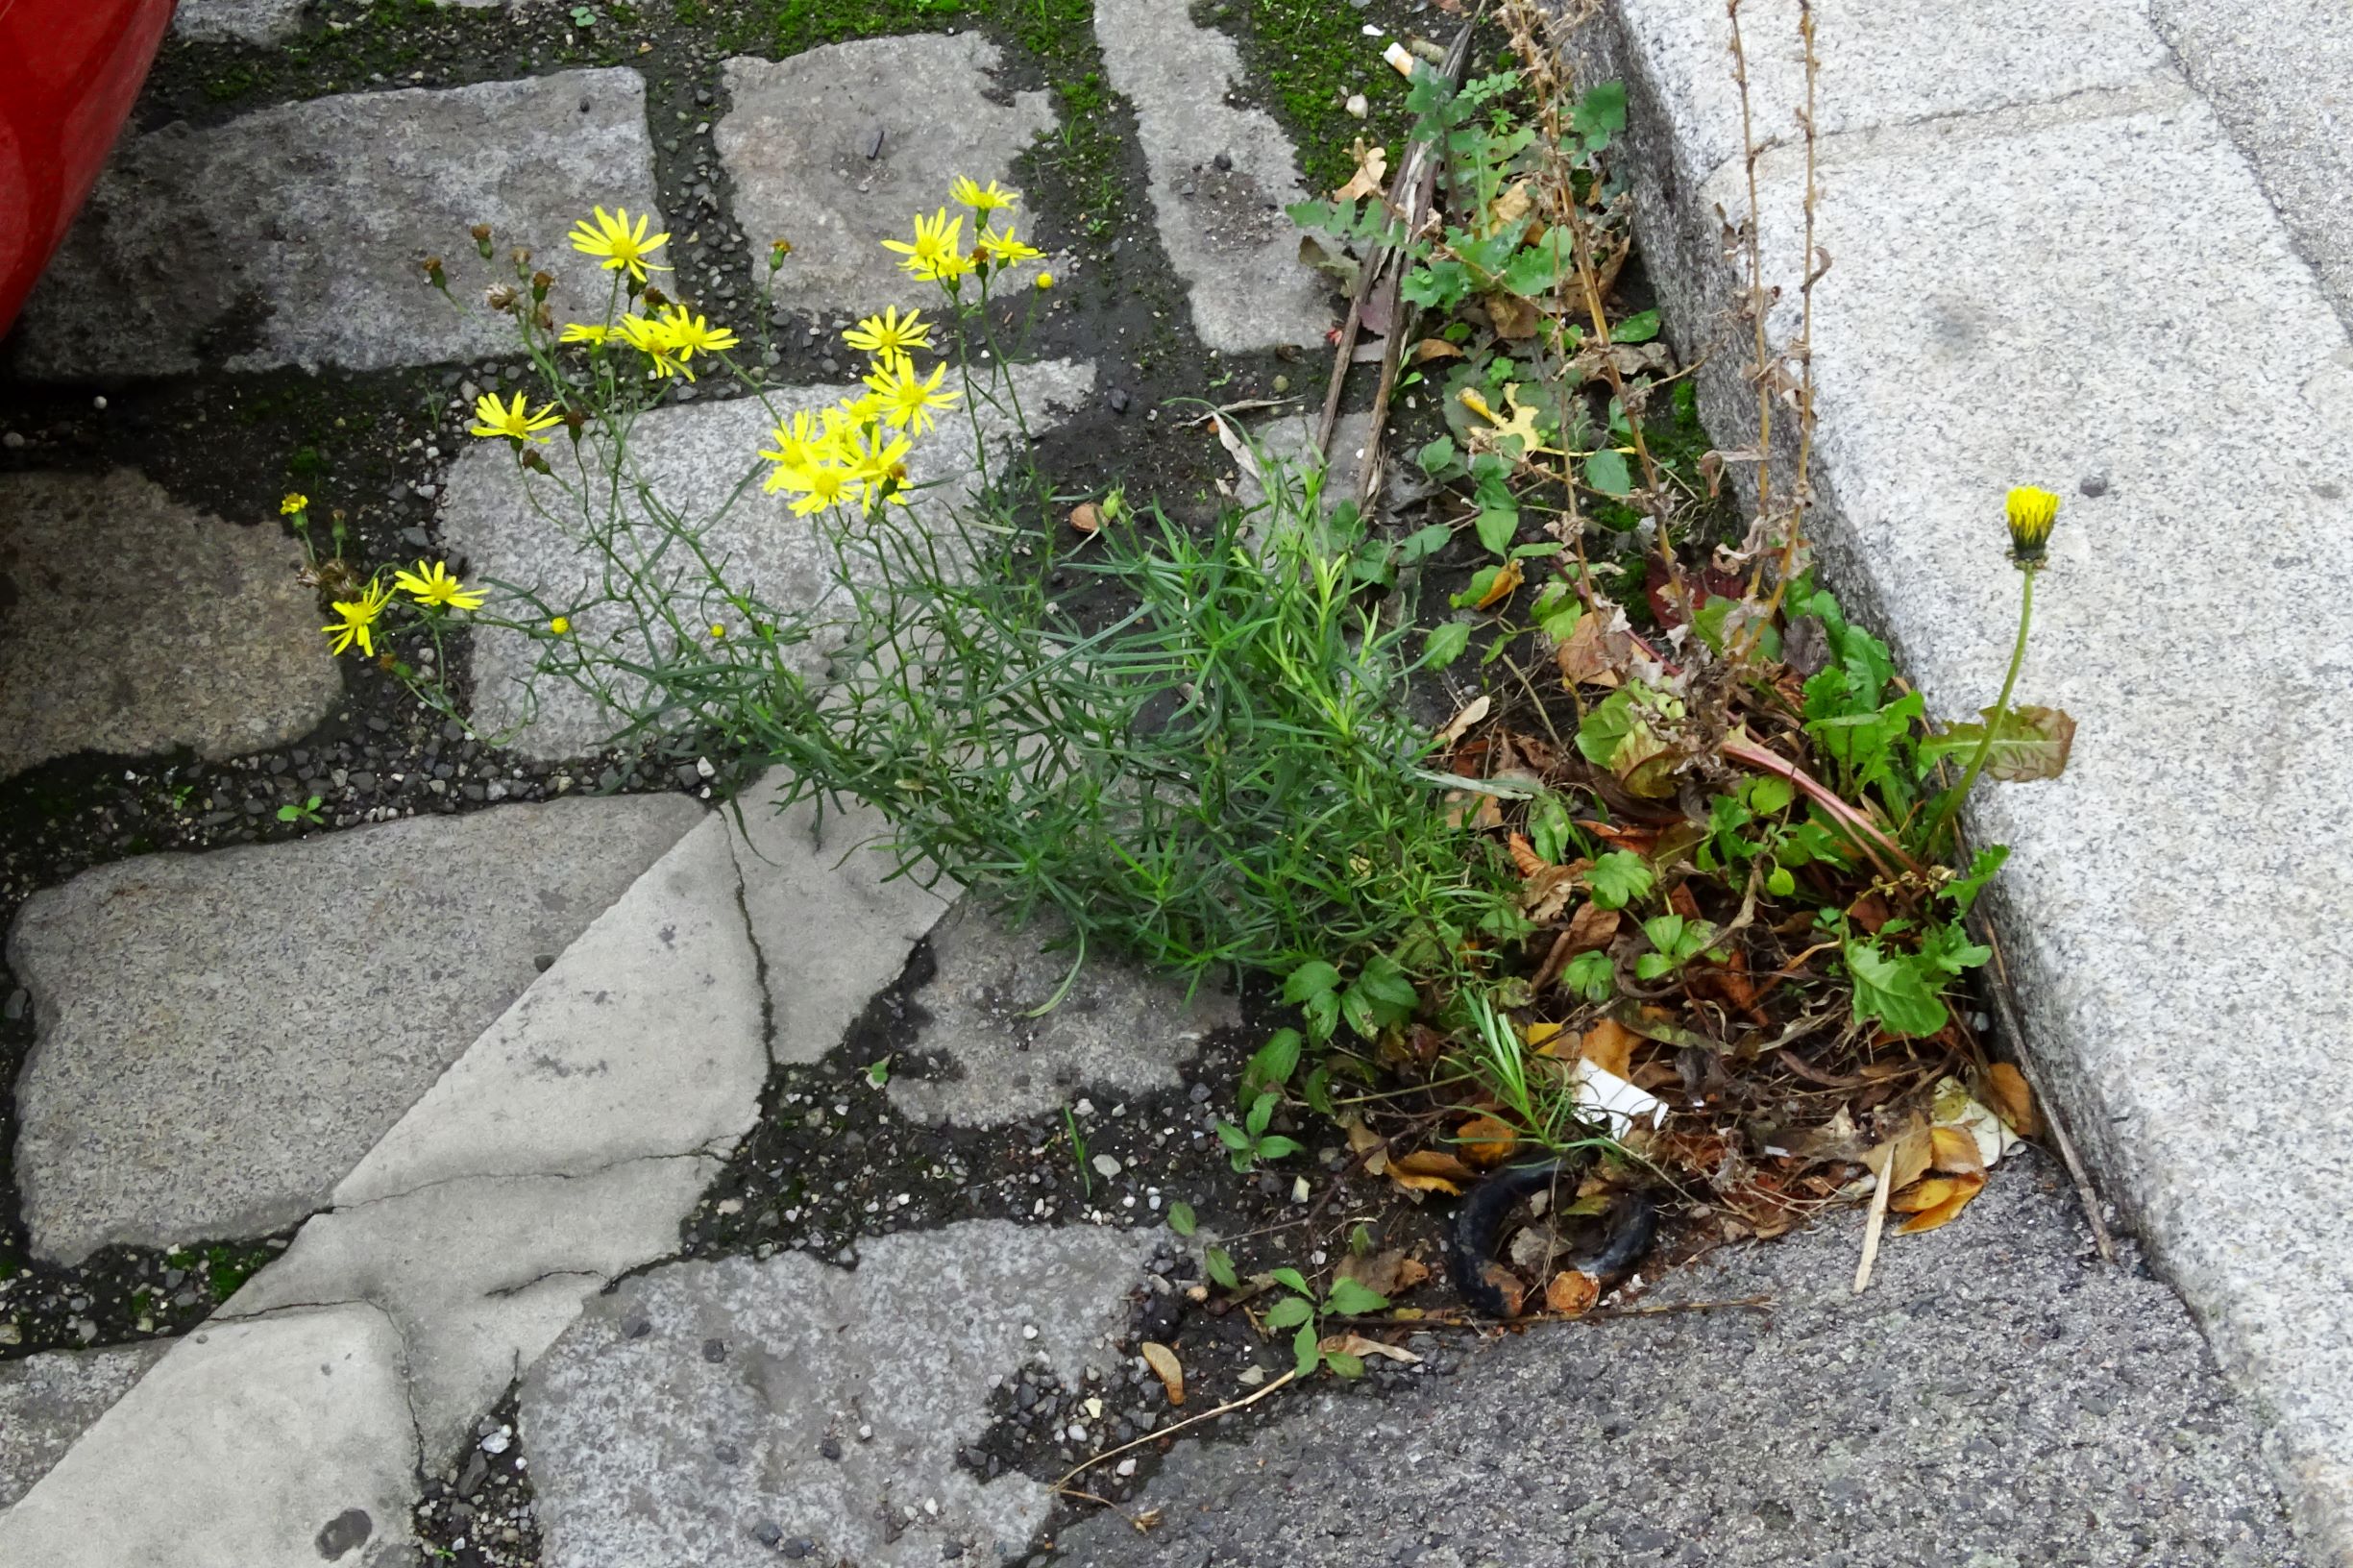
770 238 794 270
484 283 519 313
521 449 553 476
531 269 554 300
534 303 555 331
1036 271 1054 290
642 283 671 309
471 223 494 258
511 246 533 270
2004 486 2060 568
550 616 572 635
422 256 448 291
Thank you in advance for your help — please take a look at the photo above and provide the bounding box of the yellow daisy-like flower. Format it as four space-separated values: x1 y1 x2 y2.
657 304 739 359
949 176 1017 214
973 226 1042 268
843 306 932 360
843 426 913 498
882 208 967 283
321 576 394 657
568 205 672 282
617 313 694 380
786 462 857 516
550 615 572 635
2005 485 2060 567
469 391 563 444
281 492 309 516
759 410 840 493
863 353 960 436
559 322 613 345
391 558 485 611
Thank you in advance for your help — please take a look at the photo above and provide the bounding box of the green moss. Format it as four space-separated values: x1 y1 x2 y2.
202 1241 274 1300
1200 0 1419 194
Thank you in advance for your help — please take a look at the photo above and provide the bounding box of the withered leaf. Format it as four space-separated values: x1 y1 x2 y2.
1928 1124 1986 1178
1984 1063 2039 1138
1333 138 1390 203
1393 1148 1477 1185
1457 1115 1519 1169
1580 1017 1638 1080
1434 693 1492 748
1863 1124 1933 1197
1336 1249 1429 1299
1543 1269 1600 1317
1898 1171 1987 1235
1140 1341 1185 1406
1320 1332 1422 1365
1414 337 1466 362
1564 900 1621 953
1507 831 1547 878
1476 557 1525 609
1068 502 1101 534
1480 1263 1528 1317
1522 864 1581 923
1923 704 2076 783
1888 1176 1961 1214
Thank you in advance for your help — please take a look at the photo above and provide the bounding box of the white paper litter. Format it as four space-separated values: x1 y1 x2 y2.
1574 1060 1669 1134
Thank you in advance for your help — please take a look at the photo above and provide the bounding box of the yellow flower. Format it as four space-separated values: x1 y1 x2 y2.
843 306 932 359
568 205 671 282
709 623 727 639
469 391 563 444
280 492 309 516
559 322 613 345
759 410 842 492
843 426 913 499
882 208 967 283
863 353 960 436
321 576 394 657
391 558 485 611
2005 485 2060 567
617 313 694 380
949 176 1017 214
657 304 738 359
550 615 572 635
1036 271 1054 290
973 226 1042 268
786 462 856 516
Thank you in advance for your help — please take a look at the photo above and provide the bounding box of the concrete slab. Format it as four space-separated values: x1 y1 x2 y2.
522 1221 1149 1568
0 1342 168 1511
435 360 1094 760
1584 2 2353 1553
1094 0 1332 353
9 794 702 1262
171 0 307 43
885 902 1238 1127
1057 1152 2304 1567
12 69 664 378
716 37 1055 317
0 469 341 778
0 1305 419 1567
2153 0 2353 327
334 815 763 1201
224 1156 719 1454
725 773 958 1066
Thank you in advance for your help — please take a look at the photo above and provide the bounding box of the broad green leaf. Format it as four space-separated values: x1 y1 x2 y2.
1919 705 2076 783
1354 954 1419 1017
1562 949 1616 1001
1941 845 2009 915
1204 1246 1239 1288
1255 1135 1302 1161
1293 1322 1323 1379
1528 796 1574 865
1745 775 1796 816
1301 1065 1334 1117
1326 1278 1391 1315
1417 433 1458 478
1845 940 1949 1038
1572 80 1628 146
1918 919 1992 976
1245 1090 1277 1138
1323 1350 1367 1379
1271 1266 1313 1298
1213 1119 1251 1152
1423 622 1471 670
1264 1295 1314 1330
1167 1201 1197 1237
1242 1028 1304 1098
1583 447 1633 496
1283 961 1342 1003
1584 850 1654 910
1610 308 1659 344
1475 503 1521 556
1766 864 1798 897
1401 523 1453 563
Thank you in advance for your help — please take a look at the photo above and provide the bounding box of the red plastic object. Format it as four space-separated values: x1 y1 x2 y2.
0 0 178 339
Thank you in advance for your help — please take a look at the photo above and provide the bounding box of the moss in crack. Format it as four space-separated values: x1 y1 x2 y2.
1193 0 1427 194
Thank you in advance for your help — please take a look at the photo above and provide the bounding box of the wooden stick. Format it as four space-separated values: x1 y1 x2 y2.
1051 1369 1299 1492
1852 1142 1893 1293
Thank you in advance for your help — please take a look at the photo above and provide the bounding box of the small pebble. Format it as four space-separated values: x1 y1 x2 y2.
1345 92 1370 119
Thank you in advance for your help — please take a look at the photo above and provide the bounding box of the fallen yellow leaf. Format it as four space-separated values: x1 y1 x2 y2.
1929 1124 1986 1178
1985 1063 2039 1138
1524 1020 1568 1053
1888 1176 1960 1214
1475 558 1525 609
1580 1017 1638 1081
1898 1171 1987 1235
1457 1115 1518 1169
1140 1340 1185 1406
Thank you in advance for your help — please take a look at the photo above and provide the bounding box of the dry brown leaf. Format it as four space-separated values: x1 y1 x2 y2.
1332 138 1389 203
1395 1257 1432 1291
1068 502 1101 534
1928 1124 1986 1178
1985 1063 2039 1138
1475 558 1525 609
1336 1249 1428 1299
1898 1171 1987 1235
1457 1115 1519 1169
1863 1124 1933 1196
1487 290 1541 340
1554 612 1627 689
1481 1263 1528 1317
1140 1340 1185 1407
1414 337 1466 362
1488 181 1532 230
1434 693 1492 748
1581 1017 1638 1081
1522 864 1581 923
1564 900 1621 954
1393 1149 1477 1185
1507 832 1546 878
1543 1269 1600 1317
1321 1332 1423 1365
1388 1170 1463 1196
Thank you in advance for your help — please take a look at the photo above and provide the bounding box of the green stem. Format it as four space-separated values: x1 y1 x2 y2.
1923 568 2036 856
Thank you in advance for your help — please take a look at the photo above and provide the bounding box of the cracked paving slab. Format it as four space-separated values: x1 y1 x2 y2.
436 360 1095 761
0 1304 420 1568
9 793 702 1262
1093 0 1331 353
716 35 1056 318
0 1341 169 1512
523 1220 1152 1568
886 901 1238 1128
0 468 342 778
11 69 664 379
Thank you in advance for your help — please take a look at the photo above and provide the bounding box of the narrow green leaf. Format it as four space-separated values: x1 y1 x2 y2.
1167 1201 1197 1237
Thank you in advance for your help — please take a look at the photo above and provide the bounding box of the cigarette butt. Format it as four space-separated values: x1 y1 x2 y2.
1383 40 1415 77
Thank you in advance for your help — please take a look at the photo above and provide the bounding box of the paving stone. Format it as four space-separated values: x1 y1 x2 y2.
716 37 1055 317
726 772 957 1066
334 815 763 1200
523 1221 1149 1568
436 360 1094 760
1094 0 1330 353
0 469 340 778
886 902 1238 1127
0 1305 418 1567
0 1342 169 1511
9 794 702 1262
170 0 307 43
1058 1152 2303 1568
2154 0 2353 325
1589 5 2353 1552
11 69 663 378
224 1157 719 1455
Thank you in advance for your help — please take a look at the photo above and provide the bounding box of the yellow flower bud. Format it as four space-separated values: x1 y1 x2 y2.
1036 271 1054 290
709 623 726 639
550 616 571 635
2005 486 2060 568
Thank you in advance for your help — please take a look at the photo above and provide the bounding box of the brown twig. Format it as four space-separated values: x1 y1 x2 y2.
1052 1369 1300 1492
